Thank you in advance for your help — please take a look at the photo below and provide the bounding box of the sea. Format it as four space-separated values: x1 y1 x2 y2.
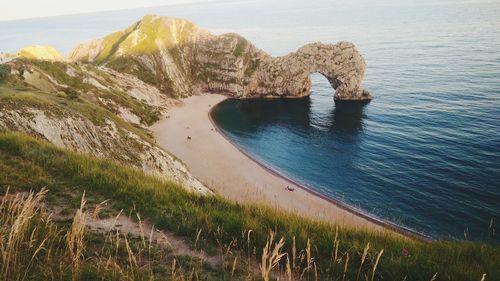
1 0 499 242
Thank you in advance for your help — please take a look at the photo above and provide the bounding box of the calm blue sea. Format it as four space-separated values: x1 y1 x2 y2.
1 0 499 241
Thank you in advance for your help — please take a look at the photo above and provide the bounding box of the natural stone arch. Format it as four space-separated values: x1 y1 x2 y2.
286 42 371 100
239 41 372 100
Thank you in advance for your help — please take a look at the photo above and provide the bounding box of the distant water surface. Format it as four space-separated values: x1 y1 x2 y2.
1 0 500 241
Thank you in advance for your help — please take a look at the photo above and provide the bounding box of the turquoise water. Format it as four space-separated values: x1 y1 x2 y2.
1 0 500 241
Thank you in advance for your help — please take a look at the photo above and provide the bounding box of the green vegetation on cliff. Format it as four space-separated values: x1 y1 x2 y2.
0 84 153 142
94 29 134 64
0 131 498 280
106 56 177 97
18 45 65 61
74 16 198 98
91 15 197 63
0 64 10 83
7 59 161 126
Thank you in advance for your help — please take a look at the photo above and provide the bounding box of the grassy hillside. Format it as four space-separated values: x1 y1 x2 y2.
12 59 162 125
71 15 199 64
0 131 498 280
0 61 210 194
18 45 66 61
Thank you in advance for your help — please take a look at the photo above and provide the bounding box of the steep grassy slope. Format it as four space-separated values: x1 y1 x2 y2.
70 15 205 97
0 61 209 194
70 15 200 63
0 186 220 281
7 59 168 125
0 131 498 280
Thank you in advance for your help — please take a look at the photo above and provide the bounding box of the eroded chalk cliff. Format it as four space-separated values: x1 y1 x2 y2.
1 58 210 195
71 15 371 101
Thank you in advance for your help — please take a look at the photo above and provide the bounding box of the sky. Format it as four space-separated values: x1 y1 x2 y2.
3 0 498 21
0 0 220 21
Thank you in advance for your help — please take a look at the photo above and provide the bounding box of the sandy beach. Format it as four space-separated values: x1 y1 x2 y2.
151 94 401 234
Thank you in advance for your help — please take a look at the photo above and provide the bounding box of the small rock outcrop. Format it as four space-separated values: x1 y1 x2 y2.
71 15 372 101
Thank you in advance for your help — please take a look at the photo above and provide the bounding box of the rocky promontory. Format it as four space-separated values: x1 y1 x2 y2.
71 15 371 101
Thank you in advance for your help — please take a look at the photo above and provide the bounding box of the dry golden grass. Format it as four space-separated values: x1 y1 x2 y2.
357 242 370 281
67 192 87 281
0 189 219 281
371 249 384 281
260 232 286 281
0 188 49 280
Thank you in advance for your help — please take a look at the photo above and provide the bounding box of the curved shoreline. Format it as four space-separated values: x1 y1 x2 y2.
151 94 431 242
208 98 432 242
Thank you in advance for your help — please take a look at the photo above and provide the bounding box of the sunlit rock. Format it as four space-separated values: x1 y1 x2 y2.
71 15 371 101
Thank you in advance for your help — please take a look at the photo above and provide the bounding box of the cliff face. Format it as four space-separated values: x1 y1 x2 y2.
70 15 207 98
71 15 371 101
1 59 210 194
0 108 208 194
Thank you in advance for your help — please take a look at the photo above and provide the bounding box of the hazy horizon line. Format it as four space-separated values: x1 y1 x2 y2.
0 0 246 22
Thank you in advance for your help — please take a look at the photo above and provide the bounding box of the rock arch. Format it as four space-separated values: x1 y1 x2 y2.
296 42 372 100
242 42 372 100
